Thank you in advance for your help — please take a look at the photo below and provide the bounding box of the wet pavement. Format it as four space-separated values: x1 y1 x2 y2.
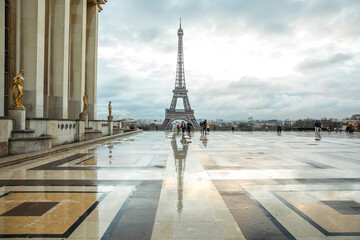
0 131 359 239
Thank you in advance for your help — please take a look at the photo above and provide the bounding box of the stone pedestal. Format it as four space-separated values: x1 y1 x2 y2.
9 135 53 155
7 107 53 155
76 120 85 142
108 121 114 135
79 112 88 127
9 107 26 130
108 116 113 121
12 129 35 138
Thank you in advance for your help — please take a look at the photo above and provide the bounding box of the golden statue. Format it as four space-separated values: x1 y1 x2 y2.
12 70 25 108
108 101 112 116
82 93 88 114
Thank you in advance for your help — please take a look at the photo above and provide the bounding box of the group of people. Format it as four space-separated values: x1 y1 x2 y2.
173 120 211 136
176 121 192 135
346 124 355 133
200 120 210 135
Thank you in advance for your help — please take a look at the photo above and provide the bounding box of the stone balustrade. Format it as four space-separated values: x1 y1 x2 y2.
0 117 129 157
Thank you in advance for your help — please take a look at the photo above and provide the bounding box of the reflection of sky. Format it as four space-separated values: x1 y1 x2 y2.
97 0 360 120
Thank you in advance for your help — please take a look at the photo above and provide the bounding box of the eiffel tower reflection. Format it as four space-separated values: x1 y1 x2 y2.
170 133 188 218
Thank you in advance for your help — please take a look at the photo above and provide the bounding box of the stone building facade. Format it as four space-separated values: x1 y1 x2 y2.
0 0 107 120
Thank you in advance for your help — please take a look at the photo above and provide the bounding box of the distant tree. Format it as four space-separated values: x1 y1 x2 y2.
237 122 253 131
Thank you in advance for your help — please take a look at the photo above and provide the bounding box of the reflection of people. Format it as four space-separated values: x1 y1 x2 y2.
200 135 208 148
108 101 112 116
12 70 25 108
82 93 88 113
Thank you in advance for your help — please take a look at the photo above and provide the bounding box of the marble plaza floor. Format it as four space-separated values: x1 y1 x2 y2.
0 131 360 240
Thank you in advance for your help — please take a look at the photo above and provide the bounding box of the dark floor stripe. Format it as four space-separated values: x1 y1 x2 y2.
75 156 95 165
0 180 141 186
272 192 360 236
29 153 87 170
63 192 109 238
254 199 296 240
213 180 296 240
101 180 163 240
1 178 360 187
101 189 135 239
30 153 166 170
0 191 108 238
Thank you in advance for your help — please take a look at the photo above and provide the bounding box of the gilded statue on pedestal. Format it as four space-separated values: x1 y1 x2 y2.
82 93 88 114
12 70 25 108
108 101 112 116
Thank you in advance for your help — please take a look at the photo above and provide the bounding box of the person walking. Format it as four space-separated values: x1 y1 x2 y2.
203 120 208 135
187 122 192 135
349 124 355 134
314 120 321 134
177 124 180 133
181 121 186 134
207 123 210 134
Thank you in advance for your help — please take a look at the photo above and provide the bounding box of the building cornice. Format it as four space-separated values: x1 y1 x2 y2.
88 0 107 12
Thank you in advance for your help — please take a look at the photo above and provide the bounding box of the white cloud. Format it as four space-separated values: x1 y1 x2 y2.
97 0 360 120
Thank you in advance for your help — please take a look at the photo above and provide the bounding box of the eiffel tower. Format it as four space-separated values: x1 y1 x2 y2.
161 19 199 130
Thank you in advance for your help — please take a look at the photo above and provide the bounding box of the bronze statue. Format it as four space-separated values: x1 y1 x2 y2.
108 101 112 116
12 70 25 108
82 93 88 113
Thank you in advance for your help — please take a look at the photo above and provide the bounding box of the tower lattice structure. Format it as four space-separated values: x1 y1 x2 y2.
161 19 199 130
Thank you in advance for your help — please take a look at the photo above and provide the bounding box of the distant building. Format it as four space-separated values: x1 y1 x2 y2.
351 114 360 120
284 119 292 126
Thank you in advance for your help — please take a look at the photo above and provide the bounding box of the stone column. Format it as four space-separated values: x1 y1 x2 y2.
15 0 20 73
8 0 19 88
68 0 86 119
47 0 70 119
19 0 45 118
0 0 5 116
86 3 99 120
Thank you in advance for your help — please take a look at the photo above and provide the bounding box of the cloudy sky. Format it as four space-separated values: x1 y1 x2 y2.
97 0 360 121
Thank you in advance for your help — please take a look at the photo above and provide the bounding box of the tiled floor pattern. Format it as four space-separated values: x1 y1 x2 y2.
0 131 359 239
